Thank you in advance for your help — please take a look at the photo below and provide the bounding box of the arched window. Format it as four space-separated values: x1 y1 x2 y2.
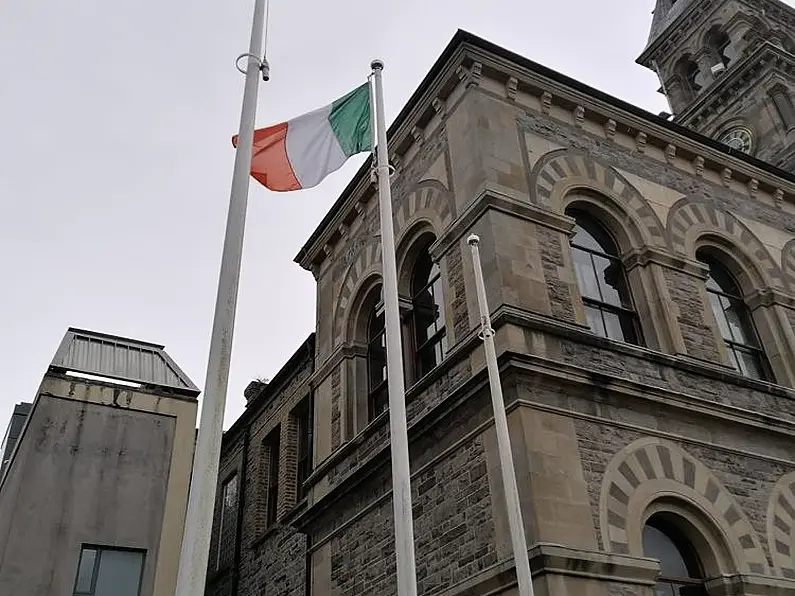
643 516 707 596
568 211 642 345
367 289 388 420
410 242 447 379
698 254 771 380
674 56 702 99
705 27 732 67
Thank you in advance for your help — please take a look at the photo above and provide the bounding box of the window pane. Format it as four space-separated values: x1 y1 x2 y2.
724 298 756 345
571 224 603 252
707 293 731 340
94 550 144 596
594 255 624 306
602 310 625 342
584 305 605 337
75 548 97 593
733 347 764 380
223 476 238 509
642 524 693 579
652 583 676 596
573 248 600 300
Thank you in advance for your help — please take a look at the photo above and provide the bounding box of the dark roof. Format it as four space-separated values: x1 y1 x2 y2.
295 29 795 266
49 327 199 396
646 0 697 47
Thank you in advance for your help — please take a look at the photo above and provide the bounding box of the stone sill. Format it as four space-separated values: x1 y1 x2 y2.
433 543 659 596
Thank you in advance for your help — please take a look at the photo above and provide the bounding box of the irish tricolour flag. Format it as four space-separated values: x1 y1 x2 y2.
233 83 372 192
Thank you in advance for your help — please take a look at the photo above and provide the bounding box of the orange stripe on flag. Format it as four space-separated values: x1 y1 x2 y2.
231 122 301 191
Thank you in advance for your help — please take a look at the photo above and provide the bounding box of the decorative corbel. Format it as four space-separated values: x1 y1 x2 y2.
635 132 648 154
574 105 585 128
774 188 784 208
721 168 732 186
431 97 446 117
410 126 425 147
506 76 518 101
665 144 676 164
747 178 759 198
692 156 705 177
604 119 617 140
541 91 553 115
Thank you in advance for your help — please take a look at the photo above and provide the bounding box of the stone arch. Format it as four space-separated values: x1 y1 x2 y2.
666 199 787 290
333 242 382 344
392 180 453 239
766 470 795 578
782 239 795 287
599 437 769 575
530 149 667 247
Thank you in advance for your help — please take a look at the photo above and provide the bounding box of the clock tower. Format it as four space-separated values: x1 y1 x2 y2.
638 0 795 173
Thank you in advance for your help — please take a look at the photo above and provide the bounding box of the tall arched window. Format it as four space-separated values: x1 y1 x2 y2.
568 210 642 345
367 290 388 420
705 27 732 67
411 241 447 379
698 253 771 380
675 56 702 99
643 516 707 596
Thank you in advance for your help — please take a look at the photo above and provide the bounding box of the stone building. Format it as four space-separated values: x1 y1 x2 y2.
0 328 199 596
205 1 795 594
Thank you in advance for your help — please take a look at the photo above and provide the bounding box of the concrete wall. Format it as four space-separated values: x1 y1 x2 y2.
0 395 175 596
0 374 196 596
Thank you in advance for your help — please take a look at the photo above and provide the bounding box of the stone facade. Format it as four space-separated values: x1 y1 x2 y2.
207 18 795 596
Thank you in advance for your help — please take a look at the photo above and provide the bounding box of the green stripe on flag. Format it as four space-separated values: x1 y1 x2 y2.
329 83 372 157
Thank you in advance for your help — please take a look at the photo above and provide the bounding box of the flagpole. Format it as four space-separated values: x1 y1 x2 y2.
467 234 535 596
173 0 268 592
371 60 419 596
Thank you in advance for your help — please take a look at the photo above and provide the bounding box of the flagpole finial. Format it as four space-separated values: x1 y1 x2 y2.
371 59 384 71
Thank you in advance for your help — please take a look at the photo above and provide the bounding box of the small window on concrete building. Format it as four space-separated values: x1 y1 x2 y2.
73 546 145 596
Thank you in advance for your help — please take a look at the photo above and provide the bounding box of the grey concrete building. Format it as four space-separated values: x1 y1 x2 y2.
205 2 795 595
0 328 199 596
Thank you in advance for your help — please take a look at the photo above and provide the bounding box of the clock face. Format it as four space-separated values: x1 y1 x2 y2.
720 127 753 153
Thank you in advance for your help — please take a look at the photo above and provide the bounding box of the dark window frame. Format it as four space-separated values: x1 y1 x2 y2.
643 516 708 596
215 472 239 571
265 427 280 526
568 210 643 346
700 255 772 381
410 244 447 380
295 396 314 501
367 297 389 421
73 545 146 596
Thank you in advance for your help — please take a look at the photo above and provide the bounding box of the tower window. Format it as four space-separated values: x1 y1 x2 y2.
706 27 732 67
568 210 642 345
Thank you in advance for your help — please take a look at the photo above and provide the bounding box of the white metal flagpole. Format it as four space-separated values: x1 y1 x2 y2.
173 0 269 593
371 59 419 596
467 234 535 596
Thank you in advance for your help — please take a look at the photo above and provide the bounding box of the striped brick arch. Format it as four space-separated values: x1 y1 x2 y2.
782 239 795 287
599 437 768 574
667 200 787 290
767 471 795 578
530 149 667 246
333 242 381 345
393 180 453 238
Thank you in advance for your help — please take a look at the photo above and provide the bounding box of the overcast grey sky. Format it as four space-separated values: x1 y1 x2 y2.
3 1 784 431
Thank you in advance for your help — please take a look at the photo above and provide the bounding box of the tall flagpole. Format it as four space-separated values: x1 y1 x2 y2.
174 0 268 593
371 60 419 596
467 235 535 596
